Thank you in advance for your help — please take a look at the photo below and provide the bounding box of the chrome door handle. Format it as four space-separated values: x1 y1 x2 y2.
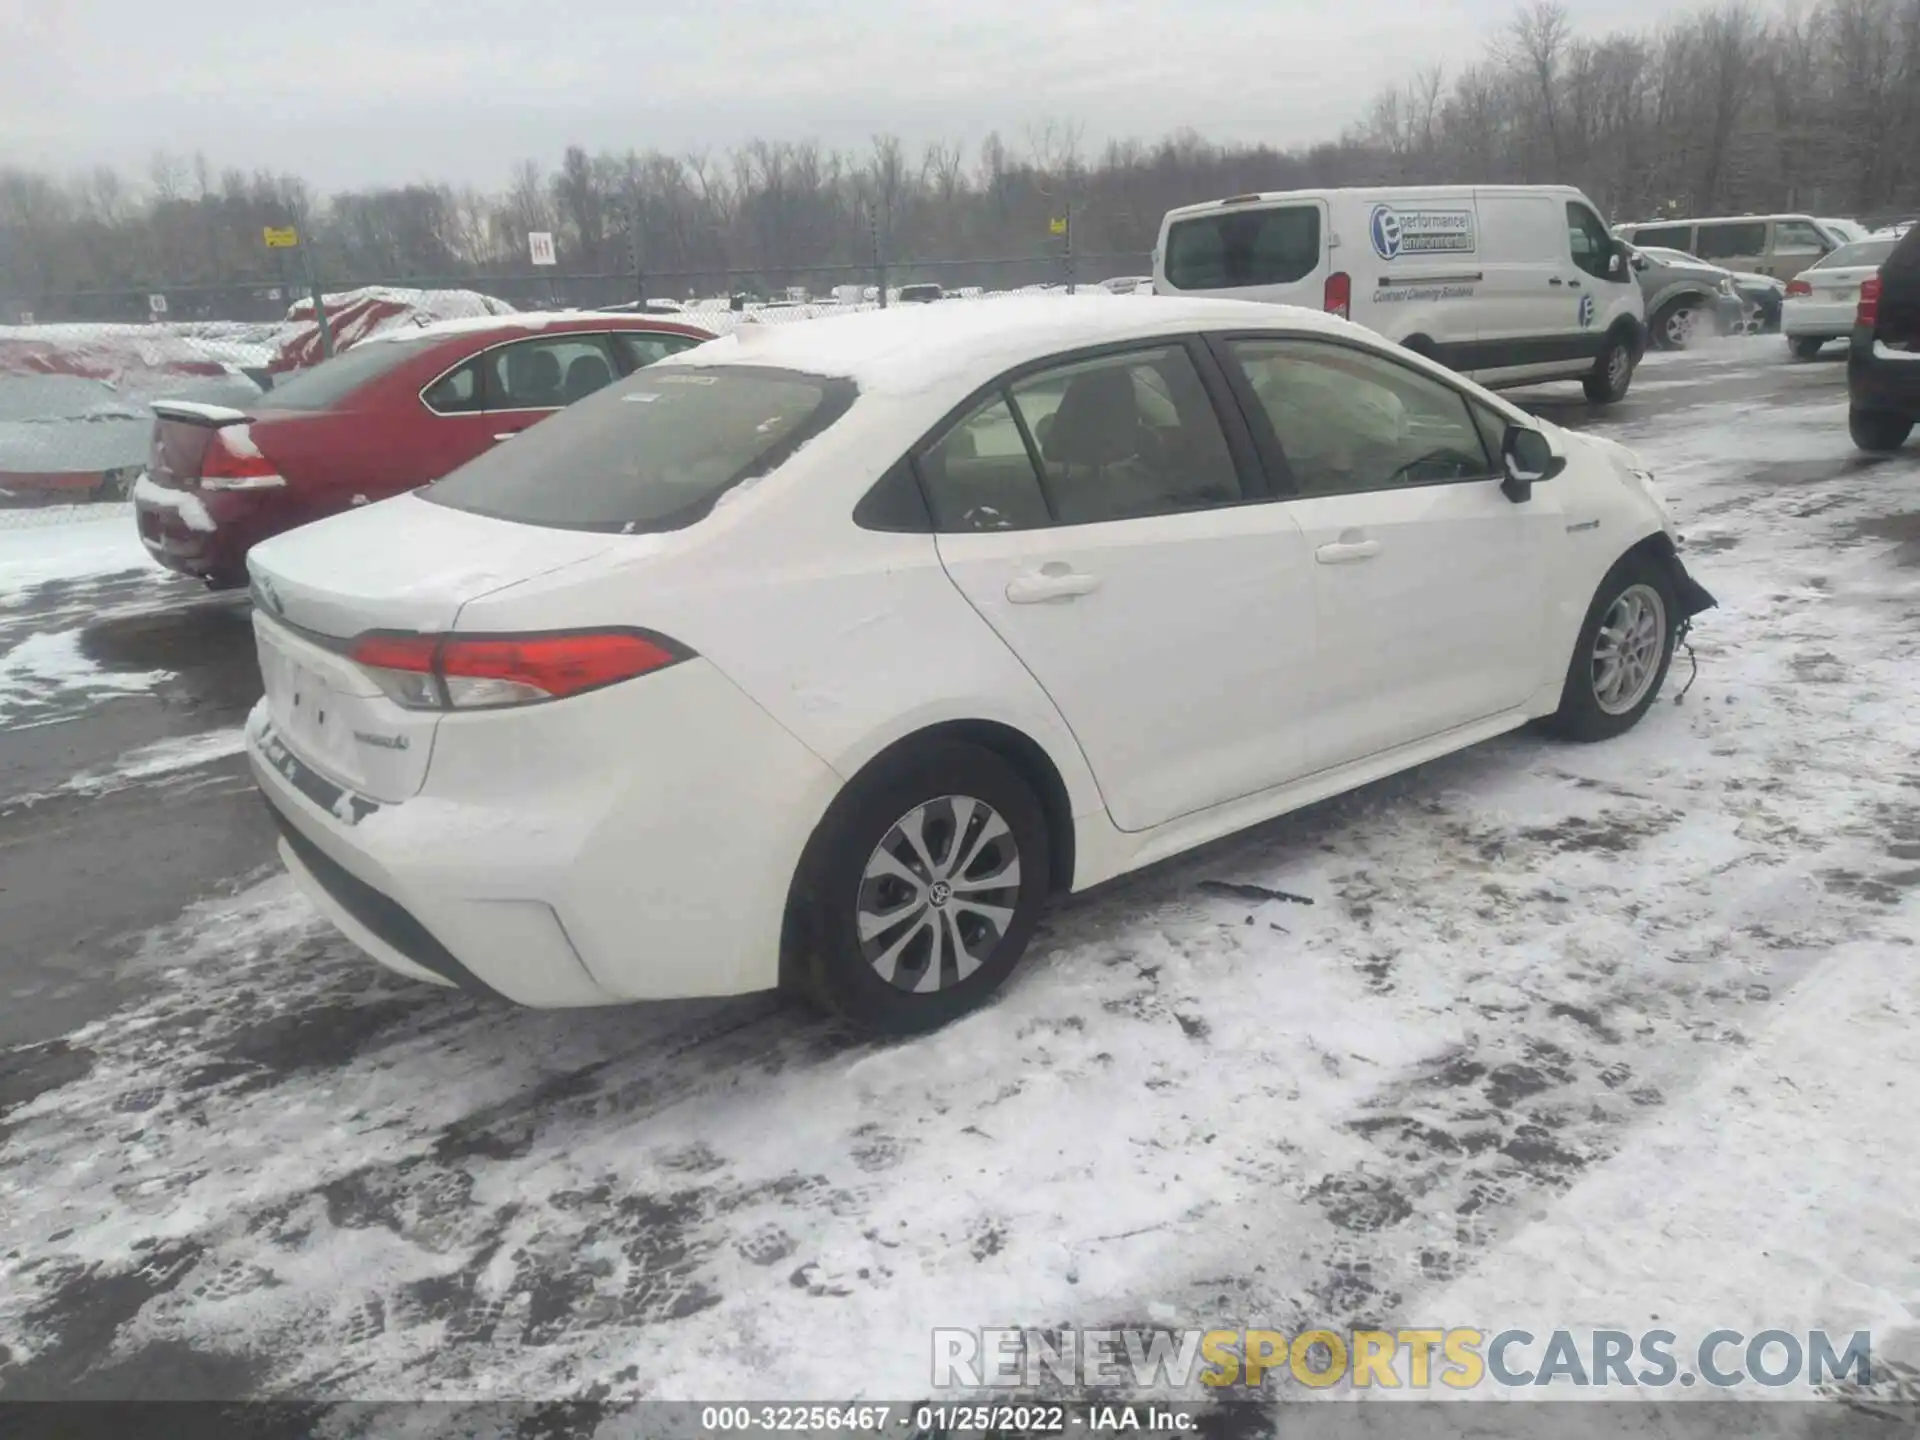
1315 539 1381 564
1005 568 1101 603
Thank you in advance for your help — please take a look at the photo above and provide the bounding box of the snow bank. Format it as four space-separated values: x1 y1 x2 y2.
0 510 147 600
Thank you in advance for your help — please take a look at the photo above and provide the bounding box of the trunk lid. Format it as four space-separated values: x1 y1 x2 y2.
148 400 251 490
247 493 618 802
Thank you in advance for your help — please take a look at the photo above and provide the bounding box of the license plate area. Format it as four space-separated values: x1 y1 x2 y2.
252 611 434 803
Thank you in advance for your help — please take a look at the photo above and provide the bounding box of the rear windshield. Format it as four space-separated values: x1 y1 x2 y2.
422 364 854 533
263 335 440 410
1162 205 1321 291
1815 238 1901 270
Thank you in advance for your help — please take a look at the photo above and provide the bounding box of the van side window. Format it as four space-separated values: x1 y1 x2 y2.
1162 206 1320 291
1695 221 1767 262
1566 203 1615 281
1631 224 1692 251
1227 339 1494 497
1773 220 1830 257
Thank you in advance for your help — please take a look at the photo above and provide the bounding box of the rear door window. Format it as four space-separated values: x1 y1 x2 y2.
1695 222 1767 262
483 334 620 411
1162 206 1321 290
918 396 1052 533
424 365 854 533
1007 346 1243 525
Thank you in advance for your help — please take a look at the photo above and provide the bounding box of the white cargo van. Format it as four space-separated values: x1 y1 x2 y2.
1153 185 1647 402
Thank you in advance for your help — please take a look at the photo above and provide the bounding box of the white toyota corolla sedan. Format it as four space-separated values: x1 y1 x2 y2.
244 296 1714 1033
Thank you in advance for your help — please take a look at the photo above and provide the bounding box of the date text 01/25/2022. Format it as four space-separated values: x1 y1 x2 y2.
697 1403 1200 1433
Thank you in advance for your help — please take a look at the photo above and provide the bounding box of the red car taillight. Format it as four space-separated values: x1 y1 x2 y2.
1785 278 1812 298
200 426 286 492
349 629 690 711
1857 273 1882 328
1324 271 1352 319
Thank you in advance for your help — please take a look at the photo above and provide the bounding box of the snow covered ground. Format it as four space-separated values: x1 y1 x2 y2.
1 338 1918 1422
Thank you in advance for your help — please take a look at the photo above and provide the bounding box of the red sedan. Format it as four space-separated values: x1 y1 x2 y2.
134 312 713 586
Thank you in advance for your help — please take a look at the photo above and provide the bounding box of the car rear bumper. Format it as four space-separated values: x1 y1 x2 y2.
245 656 844 1008
1782 299 1856 337
133 475 289 584
1849 329 1920 418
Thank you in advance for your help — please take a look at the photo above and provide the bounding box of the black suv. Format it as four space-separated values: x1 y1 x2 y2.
1848 224 1920 452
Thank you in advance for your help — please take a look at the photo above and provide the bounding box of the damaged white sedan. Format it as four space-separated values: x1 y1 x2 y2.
243 296 1714 1033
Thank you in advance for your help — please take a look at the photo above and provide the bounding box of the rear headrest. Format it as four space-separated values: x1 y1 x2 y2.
1041 369 1141 467
563 353 612 404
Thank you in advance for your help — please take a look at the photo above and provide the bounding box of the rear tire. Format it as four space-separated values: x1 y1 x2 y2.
791 741 1049 1034
1582 332 1636 404
1540 550 1679 743
1850 409 1914 453
1788 335 1826 360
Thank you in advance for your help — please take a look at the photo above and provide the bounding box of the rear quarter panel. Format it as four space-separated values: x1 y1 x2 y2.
444 405 1111 830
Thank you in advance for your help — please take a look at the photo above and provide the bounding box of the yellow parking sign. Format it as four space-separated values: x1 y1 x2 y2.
263 226 300 249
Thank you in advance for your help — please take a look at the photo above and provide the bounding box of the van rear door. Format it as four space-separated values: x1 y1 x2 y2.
1155 198 1331 310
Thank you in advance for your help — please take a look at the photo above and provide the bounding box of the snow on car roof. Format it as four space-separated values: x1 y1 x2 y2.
658 294 1354 395
359 310 709 345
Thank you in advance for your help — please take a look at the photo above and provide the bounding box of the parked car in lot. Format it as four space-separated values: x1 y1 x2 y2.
1783 234 1908 358
1847 223 1920 451
1627 246 1745 348
1155 184 1646 402
0 375 150 501
135 312 712 586
242 296 1714 1032
1614 214 1840 279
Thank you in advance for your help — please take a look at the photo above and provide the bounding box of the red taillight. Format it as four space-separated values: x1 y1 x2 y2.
1857 273 1881 328
348 628 688 710
1324 271 1352 319
1785 278 1812 298
199 425 286 491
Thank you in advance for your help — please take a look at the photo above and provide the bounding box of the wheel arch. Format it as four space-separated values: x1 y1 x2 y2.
777 717 1082 991
1608 312 1648 361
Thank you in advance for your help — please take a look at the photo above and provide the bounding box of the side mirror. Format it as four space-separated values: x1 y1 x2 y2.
1501 424 1565 503
1631 252 1650 273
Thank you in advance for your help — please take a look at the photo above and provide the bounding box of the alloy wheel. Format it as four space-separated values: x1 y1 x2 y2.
856 795 1022 994
1591 582 1667 715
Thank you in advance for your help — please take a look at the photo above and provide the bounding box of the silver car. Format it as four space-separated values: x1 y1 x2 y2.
1629 246 1748 349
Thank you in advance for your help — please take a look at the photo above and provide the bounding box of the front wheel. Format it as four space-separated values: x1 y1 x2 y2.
1582 333 1635 404
790 741 1049 1034
1652 300 1702 351
1541 551 1679 743
1850 409 1914 453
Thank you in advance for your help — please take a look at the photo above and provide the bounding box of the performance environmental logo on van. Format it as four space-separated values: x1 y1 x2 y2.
1370 204 1476 260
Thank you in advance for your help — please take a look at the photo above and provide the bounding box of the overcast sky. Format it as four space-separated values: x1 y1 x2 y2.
5 0 1695 193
